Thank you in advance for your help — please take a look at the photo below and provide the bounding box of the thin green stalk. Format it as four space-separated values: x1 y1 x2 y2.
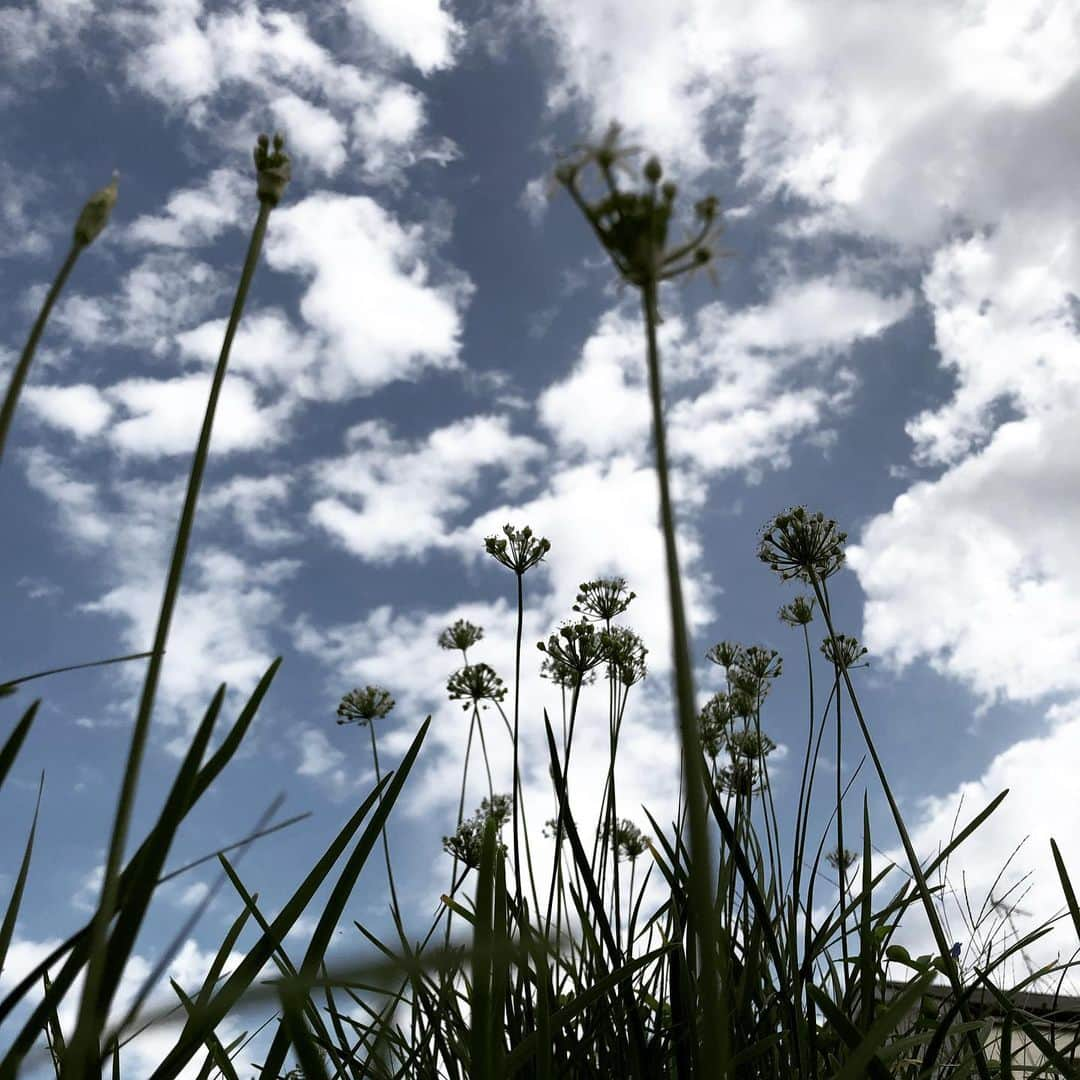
0 246 81 467
369 722 402 920
62 141 285 1075
810 572 993 1080
642 277 725 1072
833 665 851 980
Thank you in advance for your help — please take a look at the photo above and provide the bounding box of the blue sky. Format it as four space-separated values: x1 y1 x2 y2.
3 0 1080 1071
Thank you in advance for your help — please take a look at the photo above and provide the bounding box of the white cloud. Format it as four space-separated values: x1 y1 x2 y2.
264 193 471 397
176 307 319 392
125 169 246 249
21 448 111 546
343 0 463 73
110 2 456 181
202 473 298 547
22 384 113 438
270 94 348 176
105 373 293 457
311 415 545 561
295 726 371 801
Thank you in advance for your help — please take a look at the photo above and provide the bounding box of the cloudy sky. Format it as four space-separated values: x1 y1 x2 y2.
3 0 1080 1072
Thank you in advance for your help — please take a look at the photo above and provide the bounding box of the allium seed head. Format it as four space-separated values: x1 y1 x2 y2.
336 685 395 726
757 506 848 585
446 663 507 711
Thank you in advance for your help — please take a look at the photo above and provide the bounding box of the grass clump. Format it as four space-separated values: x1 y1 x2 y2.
0 122 1079 1080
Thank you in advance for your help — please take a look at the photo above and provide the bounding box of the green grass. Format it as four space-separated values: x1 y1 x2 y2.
2 125 1080 1078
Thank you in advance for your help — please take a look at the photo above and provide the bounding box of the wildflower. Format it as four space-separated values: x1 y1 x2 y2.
73 171 119 248
705 640 745 671
573 577 636 623
820 633 869 671
442 794 512 869
715 759 764 797
698 692 734 758
825 847 858 874
611 819 648 862
599 625 648 687
757 506 847 585
336 685 395 726
537 620 608 682
779 595 816 627
438 618 484 656
540 655 598 688
554 122 725 288
726 728 776 762
484 524 551 576
446 663 507 711
253 132 291 207
730 645 782 711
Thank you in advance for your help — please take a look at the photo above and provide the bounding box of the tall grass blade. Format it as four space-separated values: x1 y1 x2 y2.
0 771 43 979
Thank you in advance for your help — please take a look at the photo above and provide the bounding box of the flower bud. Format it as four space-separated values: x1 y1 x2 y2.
254 131 292 207
643 156 663 183
73 171 119 248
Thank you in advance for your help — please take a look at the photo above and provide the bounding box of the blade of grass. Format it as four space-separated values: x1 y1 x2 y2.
0 771 43 979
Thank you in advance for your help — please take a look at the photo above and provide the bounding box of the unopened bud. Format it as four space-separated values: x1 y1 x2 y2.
73 171 119 248
254 131 291 207
643 156 662 183
661 181 677 201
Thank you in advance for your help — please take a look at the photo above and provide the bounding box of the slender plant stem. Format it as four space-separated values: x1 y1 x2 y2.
641 276 726 1072
369 722 402 919
63 199 273 1077
0 244 82 468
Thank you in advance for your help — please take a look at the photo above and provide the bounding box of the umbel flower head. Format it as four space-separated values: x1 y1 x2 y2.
446 663 507 711
442 794 512 869
705 640 745 671
825 846 858 874
779 595 816 627
73 171 119 248
698 692 735 759
336 685 395 726
540 656 598 689
757 506 848 585
253 132 292 207
438 618 484 656
537 620 608 683
573 577 636 623
554 122 726 289
715 759 766 797
820 633 870 671
600 625 648 687
726 728 776 763
611 819 648 863
484 524 551 576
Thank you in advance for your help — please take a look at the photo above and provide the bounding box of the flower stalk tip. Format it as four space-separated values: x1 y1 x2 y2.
254 132 291 207
73 170 119 248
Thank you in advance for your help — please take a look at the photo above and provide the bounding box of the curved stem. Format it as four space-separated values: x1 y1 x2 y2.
64 200 273 1076
0 244 82 468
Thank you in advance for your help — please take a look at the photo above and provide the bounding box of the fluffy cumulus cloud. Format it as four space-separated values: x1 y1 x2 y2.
342 0 463 74
106 1 458 181
22 383 113 439
311 415 545 561
541 279 911 479
124 168 247 249
263 193 471 397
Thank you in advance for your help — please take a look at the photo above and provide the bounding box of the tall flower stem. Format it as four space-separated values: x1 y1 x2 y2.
641 276 726 1071
1 171 118 469
63 139 286 1076
0 247 81 467
369 722 402 918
